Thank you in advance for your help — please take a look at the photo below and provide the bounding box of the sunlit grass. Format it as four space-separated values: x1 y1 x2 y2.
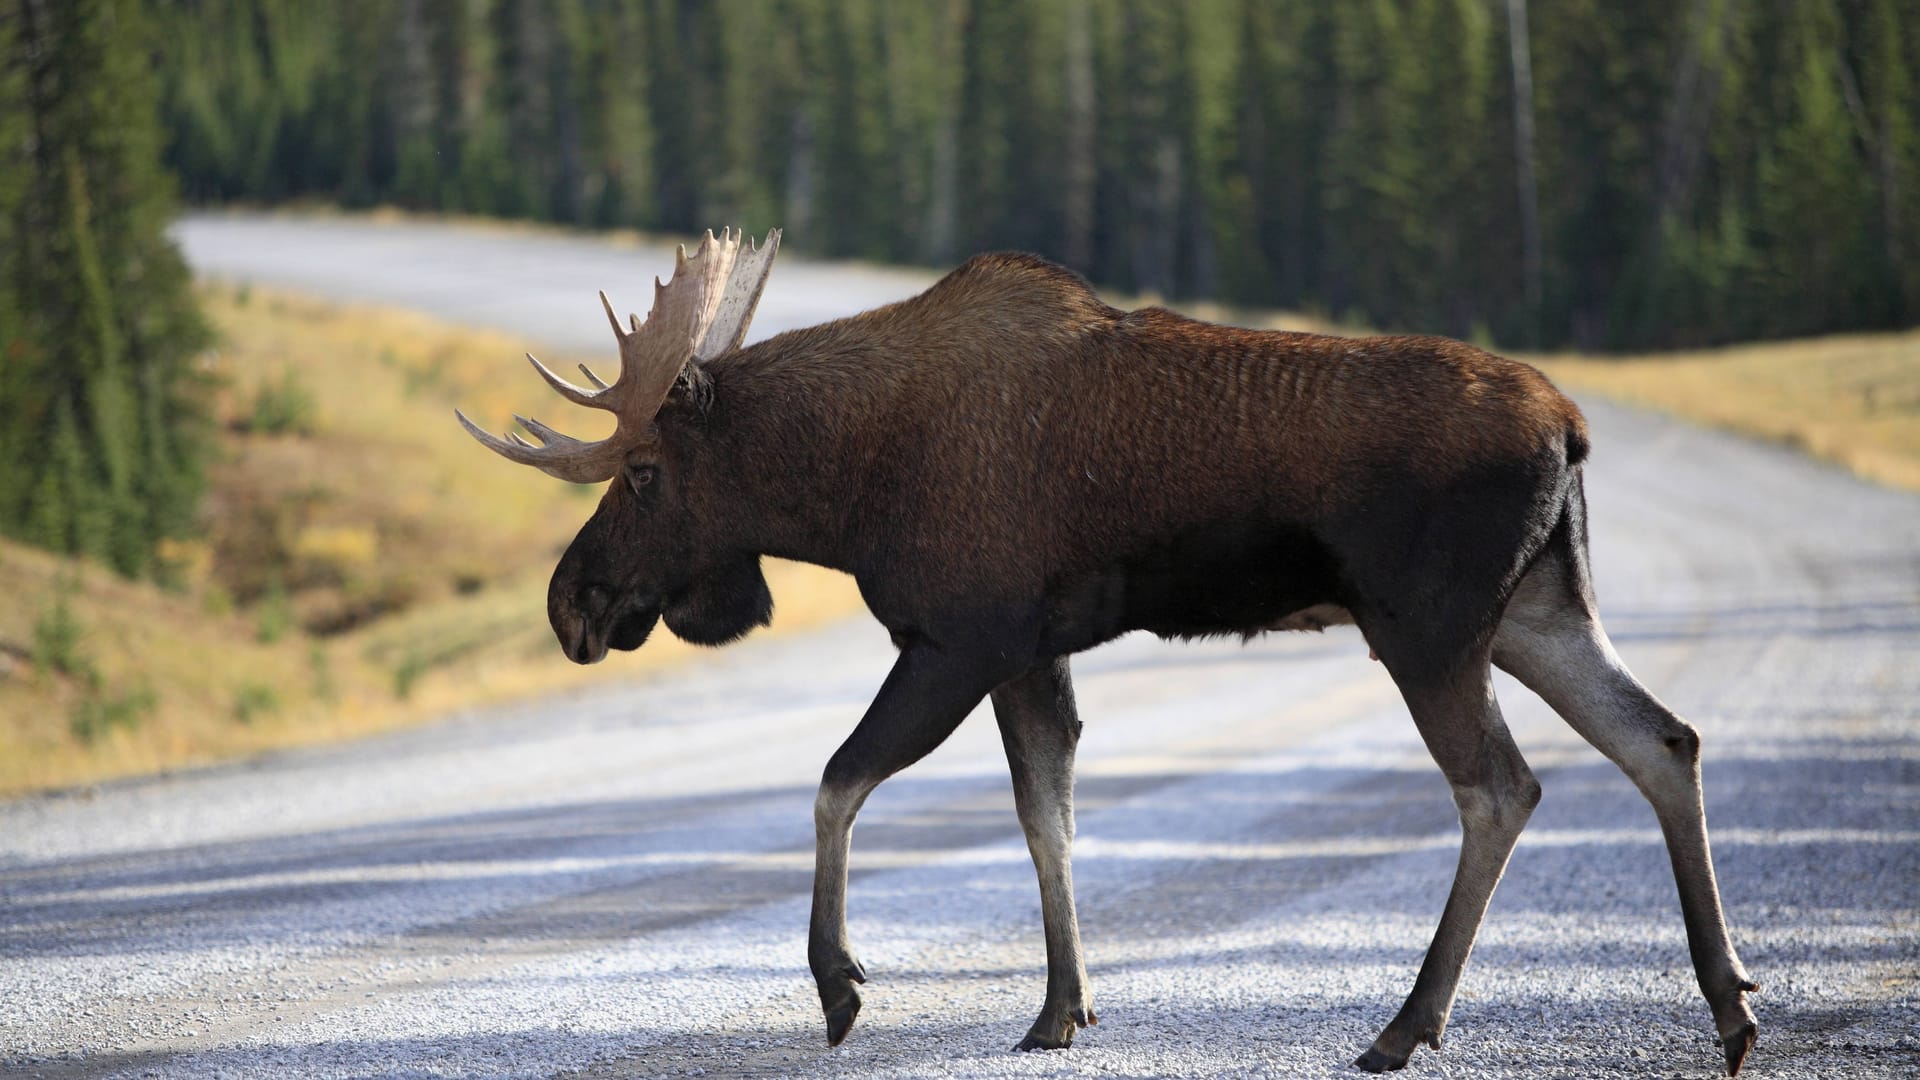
1531 330 1920 492
0 284 864 798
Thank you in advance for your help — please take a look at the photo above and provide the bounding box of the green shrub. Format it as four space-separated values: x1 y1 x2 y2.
202 584 235 617
308 645 335 701
392 653 426 701
256 579 293 643
70 683 156 743
249 369 317 435
32 582 90 680
231 682 280 725
401 355 446 398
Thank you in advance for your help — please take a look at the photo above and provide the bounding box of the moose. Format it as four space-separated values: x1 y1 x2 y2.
458 229 1758 1074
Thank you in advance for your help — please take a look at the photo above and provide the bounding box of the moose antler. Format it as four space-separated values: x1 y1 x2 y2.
456 227 781 482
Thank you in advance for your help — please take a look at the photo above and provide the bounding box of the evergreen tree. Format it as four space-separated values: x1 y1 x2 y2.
810 1 894 259
958 0 1063 258
1103 1 1188 295
131 0 1920 349
4 0 212 575
0 1 33 528
1844 0 1915 322
1755 6 1877 339
578 0 656 228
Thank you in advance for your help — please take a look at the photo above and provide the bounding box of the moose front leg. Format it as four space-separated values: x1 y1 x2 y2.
991 657 1096 1051
810 643 1009 1046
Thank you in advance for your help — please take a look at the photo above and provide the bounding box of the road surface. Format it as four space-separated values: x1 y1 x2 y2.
3 213 1915 1078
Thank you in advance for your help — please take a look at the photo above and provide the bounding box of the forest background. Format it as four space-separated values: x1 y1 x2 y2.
160 0 1916 351
0 0 1915 792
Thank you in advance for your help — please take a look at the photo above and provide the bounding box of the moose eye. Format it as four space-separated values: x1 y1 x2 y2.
627 465 656 494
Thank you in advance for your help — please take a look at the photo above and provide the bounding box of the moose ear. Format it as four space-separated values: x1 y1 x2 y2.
668 359 715 415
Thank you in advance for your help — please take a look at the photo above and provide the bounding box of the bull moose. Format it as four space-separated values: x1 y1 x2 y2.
457 228 1758 1074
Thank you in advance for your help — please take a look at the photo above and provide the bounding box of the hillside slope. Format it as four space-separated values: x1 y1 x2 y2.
0 285 860 796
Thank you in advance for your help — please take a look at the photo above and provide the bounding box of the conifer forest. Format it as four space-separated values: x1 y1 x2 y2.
151 0 1919 351
3 0 1918 573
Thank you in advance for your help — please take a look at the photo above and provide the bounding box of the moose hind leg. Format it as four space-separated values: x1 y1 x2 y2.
991 658 1096 1050
1356 650 1541 1073
1493 556 1757 1075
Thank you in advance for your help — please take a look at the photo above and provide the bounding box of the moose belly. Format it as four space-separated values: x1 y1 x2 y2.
1039 522 1353 653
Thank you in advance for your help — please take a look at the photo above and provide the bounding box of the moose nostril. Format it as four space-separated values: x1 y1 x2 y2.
581 584 611 616
558 615 594 665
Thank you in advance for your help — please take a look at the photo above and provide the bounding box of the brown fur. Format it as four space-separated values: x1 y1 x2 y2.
676 254 1587 610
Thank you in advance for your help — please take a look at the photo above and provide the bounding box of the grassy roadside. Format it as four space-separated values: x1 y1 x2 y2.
1531 330 1920 492
2 270 1913 799
0 284 864 799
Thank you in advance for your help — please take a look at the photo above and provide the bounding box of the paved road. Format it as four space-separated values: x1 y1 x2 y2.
3 214 1915 1078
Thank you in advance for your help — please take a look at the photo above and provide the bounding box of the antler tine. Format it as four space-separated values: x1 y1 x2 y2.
695 227 782 360
454 408 626 484
578 364 610 390
513 414 576 446
525 353 601 407
599 291 626 343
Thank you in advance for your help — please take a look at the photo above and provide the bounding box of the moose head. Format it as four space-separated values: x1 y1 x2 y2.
456 228 783 665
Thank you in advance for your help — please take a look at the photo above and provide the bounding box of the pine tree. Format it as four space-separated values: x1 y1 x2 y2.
4 0 212 576
811 1 894 259
1755 8 1877 339
1407 0 1502 336
1104 1 1187 296
1220 0 1324 309
578 0 656 228
1845 0 1914 322
1320 0 1426 324
126 1 1920 350
0 1 34 525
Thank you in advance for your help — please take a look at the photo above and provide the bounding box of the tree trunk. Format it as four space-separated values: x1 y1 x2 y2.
1506 0 1542 320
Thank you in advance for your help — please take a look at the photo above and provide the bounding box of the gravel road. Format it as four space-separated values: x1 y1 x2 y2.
2 214 1915 1078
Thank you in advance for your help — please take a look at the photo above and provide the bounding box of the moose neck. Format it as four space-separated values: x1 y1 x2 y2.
681 344 872 574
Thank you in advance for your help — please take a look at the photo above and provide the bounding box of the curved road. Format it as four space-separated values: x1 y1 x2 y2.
3 214 1915 1078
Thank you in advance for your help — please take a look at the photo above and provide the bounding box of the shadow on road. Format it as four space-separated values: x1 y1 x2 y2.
6 739 1914 963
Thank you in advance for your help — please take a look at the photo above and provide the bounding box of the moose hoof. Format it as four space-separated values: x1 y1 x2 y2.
1714 978 1759 1076
1014 1001 1097 1052
815 956 866 1048
1354 1026 1438 1073
1352 1045 1409 1073
1722 1019 1757 1076
823 990 862 1047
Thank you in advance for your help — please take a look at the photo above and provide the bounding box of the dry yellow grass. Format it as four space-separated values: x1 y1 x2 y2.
0 540 342 794
1533 329 1920 492
0 284 863 798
